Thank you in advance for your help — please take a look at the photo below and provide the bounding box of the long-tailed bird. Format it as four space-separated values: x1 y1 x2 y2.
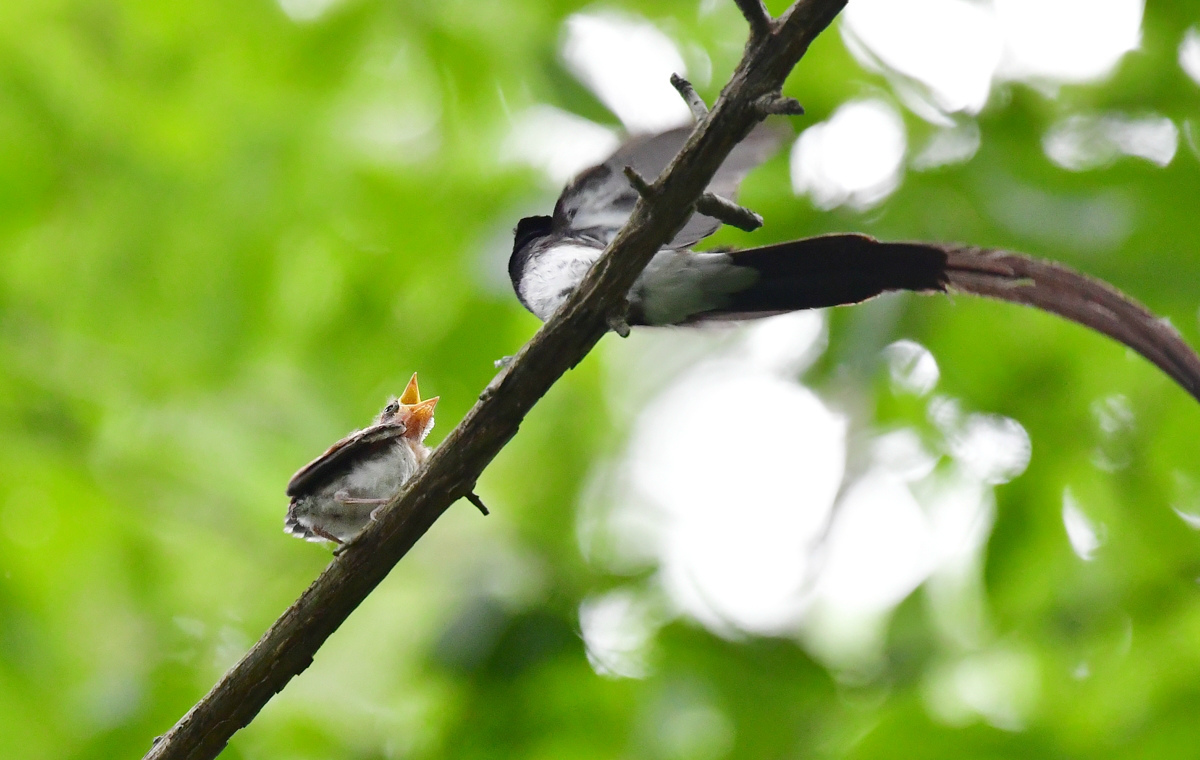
508 125 1200 402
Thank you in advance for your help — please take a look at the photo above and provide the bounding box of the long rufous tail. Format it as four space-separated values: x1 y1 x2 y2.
685 234 1200 402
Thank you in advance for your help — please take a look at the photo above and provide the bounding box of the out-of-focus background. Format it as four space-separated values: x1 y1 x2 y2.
2 0 1200 757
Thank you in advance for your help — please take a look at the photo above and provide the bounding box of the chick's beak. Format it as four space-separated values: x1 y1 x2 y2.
399 373 421 405
402 397 438 441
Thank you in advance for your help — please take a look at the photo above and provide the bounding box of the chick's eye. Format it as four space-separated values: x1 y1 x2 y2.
384 401 400 415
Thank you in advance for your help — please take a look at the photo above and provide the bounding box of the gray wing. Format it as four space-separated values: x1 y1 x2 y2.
285 422 407 497
553 122 789 249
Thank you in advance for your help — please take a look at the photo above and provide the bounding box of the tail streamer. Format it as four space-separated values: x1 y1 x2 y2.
695 234 1200 402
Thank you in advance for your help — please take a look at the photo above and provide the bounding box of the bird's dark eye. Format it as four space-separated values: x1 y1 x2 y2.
384 401 400 415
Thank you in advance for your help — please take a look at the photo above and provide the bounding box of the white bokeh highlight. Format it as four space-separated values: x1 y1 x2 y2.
843 0 1146 126
924 648 1041 730
1090 393 1136 472
1172 507 1200 531
579 589 661 678
651 692 736 760
503 11 693 184
591 328 1033 679
791 99 907 210
912 122 982 170
1182 28 1200 87
627 359 848 636
812 471 935 618
502 105 619 184
946 413 1032 485
995 0 1143 84
560 12 692 133
1062 489 1105 561
1044 113 1178 171
277 0 342 22
805 385 1029 667
885 339 941 396
872 429 939 483
739 311 829 377
843 0 1002 115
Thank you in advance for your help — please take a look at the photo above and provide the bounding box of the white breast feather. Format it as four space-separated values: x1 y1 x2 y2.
520 243 603 320
521 245 756 326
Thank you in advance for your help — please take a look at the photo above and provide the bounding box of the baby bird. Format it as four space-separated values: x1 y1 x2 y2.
285 373 438 545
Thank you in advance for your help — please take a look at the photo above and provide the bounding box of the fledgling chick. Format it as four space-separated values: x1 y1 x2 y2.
285 373 438 545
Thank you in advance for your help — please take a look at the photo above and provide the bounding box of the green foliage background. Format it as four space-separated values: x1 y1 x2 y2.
1 1 1199 758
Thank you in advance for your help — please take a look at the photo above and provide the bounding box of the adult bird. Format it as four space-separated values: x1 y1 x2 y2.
508 125 1200 402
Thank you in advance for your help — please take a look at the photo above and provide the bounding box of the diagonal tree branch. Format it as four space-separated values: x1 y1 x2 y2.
142 1 848 758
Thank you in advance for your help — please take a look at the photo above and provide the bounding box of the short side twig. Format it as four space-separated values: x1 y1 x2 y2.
465 491 490 516
623 166 657 199
697 192 764 231
755 94 805 116
670 73 709 120
734 0 774 40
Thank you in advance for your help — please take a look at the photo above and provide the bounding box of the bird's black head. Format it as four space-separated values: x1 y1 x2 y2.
509 214 555 288
512 215 554 256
